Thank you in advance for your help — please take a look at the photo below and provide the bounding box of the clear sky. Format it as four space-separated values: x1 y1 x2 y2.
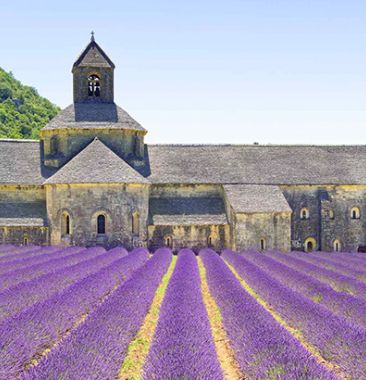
1 0 366 144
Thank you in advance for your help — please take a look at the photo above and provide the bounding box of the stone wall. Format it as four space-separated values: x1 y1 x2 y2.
281 186 321 251
73 66 114 103
46 183 149 249
147 224 229 252
0 226 48 245
282 185 366 252
41 129 145 168
232 212 291 252
148 184 229 251
0 185 45 203
0 185 48 245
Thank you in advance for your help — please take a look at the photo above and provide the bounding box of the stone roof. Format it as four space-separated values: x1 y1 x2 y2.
224 184 291 213
145 144 366 185
73 39 115 69
0 202 46 226
2 140 366 186
41 103 146 132
149 197 227 225
45 138 149 185
0 140 55 185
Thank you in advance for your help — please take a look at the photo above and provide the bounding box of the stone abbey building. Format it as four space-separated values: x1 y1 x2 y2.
1 36 366 252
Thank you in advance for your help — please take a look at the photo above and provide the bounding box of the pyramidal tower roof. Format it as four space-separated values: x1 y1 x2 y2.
72 32 115 70
45 138 149 185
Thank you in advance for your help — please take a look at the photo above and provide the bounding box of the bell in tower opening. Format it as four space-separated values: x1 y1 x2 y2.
88 75 100 97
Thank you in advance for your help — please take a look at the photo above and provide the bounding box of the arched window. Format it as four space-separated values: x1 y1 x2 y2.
333 239 341 252
50 136 59 155
304 237 316 253
132 211 139 235
97 214 106 234
61 212 71 237
260 238 266 251
329 209 335 220
300 208 310 220
350 207 361 220
88 75 100 97
165 236 172 248
207 235 213 247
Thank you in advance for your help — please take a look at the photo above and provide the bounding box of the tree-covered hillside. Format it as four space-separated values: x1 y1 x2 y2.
0 68 60 139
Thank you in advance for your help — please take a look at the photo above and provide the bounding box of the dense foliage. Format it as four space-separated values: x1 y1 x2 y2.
0 68 59 139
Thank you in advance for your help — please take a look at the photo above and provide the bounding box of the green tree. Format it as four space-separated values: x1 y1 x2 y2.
0 67 60 139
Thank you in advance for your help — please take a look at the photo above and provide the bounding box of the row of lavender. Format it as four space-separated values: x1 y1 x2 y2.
200 249 335 379
22 248 173 380
0 247 151 379
224 250 366 378
1 244 365 379
240 251 366 328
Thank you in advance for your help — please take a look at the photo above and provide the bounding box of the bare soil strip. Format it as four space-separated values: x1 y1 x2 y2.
197 257 244 380
225 260 347 380
118 256 177 380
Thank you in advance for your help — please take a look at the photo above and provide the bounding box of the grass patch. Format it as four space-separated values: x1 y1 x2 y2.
118 255 177 380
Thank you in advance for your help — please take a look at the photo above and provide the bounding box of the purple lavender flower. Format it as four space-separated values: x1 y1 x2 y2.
223 249 366 379
143 249 223 380
21 248 172 380
201 249 336 380
0 246 106 291
265 250 366 299
0 246 85 275
242 250 366 329
0 248 149 379
0 246 126 323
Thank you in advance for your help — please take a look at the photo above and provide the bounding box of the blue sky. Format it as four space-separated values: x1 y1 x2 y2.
1 0 366 144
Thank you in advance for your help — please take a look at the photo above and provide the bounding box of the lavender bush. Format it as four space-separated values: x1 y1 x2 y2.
0 248 149 379
201 249 336 380
242 251 366 329
143 249 223 380
316 251 366 262
0 246 84 275
22 248 172 380
0 246 126 323
223 250 366 378
292 251 366 280
265 251 366 299
0 245 17 256
0 246 106 291
0 246 48 264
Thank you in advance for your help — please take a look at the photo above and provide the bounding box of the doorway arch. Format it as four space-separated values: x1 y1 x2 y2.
304 237 316 253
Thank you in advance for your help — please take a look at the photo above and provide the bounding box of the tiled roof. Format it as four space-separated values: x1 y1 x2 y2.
41 103 146 132
2 140 366 186
224 184 291 213
0 202 46 226
149 197 227 225
145 144 366 185
45 138 149 185
73 39 115 69
0 140 55 185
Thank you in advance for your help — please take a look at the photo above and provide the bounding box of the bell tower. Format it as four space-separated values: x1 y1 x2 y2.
72 32 115 103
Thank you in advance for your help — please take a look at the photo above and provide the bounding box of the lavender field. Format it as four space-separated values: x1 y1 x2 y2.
0 245 365 379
